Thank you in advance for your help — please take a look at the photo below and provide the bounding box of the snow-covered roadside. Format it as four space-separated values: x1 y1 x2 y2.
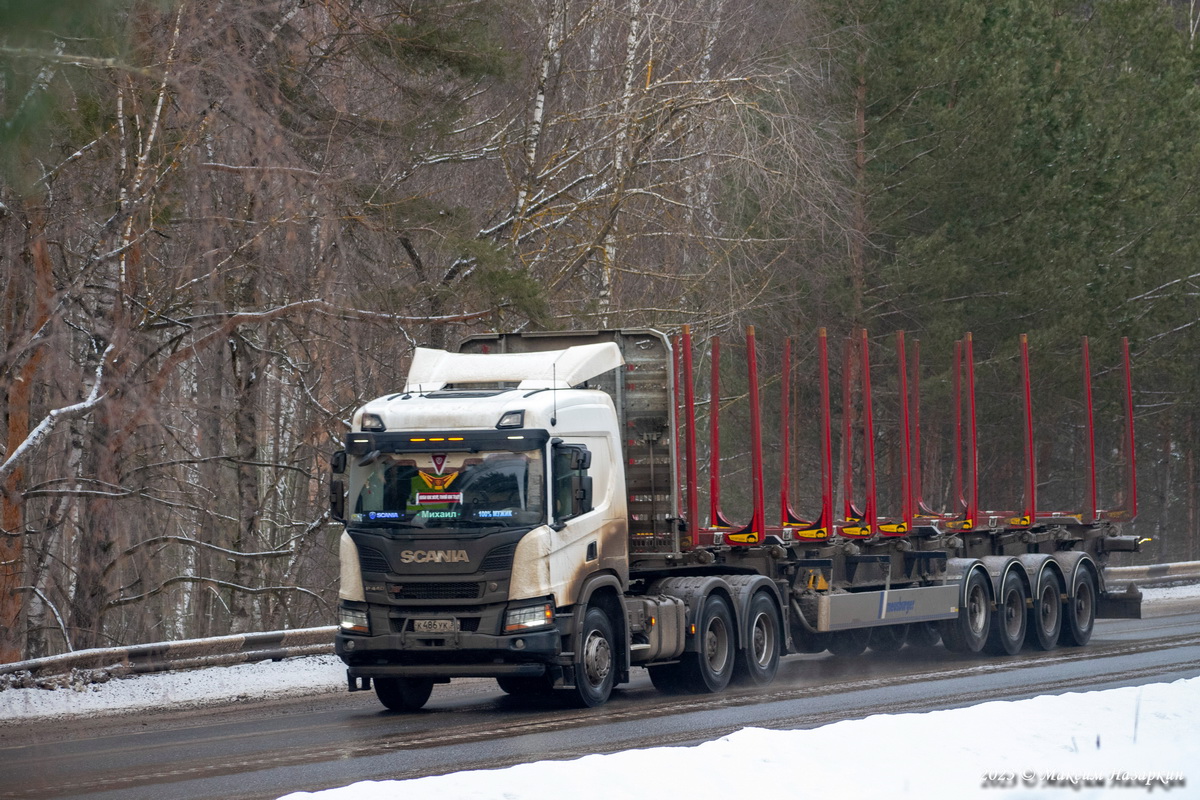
0 653 347 723
280 677 1199 800
1 584 1197 724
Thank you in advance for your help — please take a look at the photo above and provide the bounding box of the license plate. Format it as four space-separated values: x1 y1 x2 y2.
413 618 458 633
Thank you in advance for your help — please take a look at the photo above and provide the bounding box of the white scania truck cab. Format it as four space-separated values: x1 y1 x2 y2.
332 338 644 709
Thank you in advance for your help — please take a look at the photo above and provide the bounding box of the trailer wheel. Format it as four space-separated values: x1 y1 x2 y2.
984 570 1027 656
906 622 941 649
571 605 616 707
1028 569 1063 651
732 592 782 686
1059 563 1096 647
679 593 735 693
374 677 434 712
869 624 909 653
827 628 870 656
940 568 991 654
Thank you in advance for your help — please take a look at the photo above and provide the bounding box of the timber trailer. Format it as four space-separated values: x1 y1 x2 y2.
330 327 1142 710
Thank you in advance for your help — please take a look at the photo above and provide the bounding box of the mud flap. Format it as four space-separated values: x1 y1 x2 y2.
1097 584 1143 619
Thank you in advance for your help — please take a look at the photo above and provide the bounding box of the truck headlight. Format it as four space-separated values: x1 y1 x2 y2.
504 602 553 633
340 606 371 635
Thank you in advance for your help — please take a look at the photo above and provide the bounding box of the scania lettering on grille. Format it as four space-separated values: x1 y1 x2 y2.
398 549 470 564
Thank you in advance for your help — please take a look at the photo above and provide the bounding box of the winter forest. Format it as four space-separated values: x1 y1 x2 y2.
3 0 1200 662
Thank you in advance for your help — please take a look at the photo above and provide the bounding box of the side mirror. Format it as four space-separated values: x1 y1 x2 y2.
331 450 346 474
330 479 346 522
569 447 591 471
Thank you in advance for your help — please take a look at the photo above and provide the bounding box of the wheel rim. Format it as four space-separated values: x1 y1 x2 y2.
704 615 731 673
749 611 776 668
1073 581 1093 629
1002 588 1023 639
582 628 612 688
1039 582 1059 634
967 583 988 637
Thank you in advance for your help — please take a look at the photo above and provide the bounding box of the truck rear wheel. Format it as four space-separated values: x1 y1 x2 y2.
679 593 735 693
1059 564 1097 647
733 592 781 686
940 568 991 654
1028 569 1063 650
647 663 687 694
984 570 1027 656
571 605 616 707
374 677 434 712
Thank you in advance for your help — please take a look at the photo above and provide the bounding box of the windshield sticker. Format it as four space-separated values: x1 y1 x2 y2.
477 510 514 518
416 492 463 504
368 511 401 519
419 470 458 491
431 453 448 474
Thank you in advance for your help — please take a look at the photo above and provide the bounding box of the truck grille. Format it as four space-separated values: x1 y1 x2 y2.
358 546 391 574
389 582 482 600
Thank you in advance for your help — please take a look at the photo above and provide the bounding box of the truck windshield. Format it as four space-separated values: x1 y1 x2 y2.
350 450 544 529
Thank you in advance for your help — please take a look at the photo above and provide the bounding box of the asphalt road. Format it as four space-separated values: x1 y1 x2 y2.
4 599 1199 800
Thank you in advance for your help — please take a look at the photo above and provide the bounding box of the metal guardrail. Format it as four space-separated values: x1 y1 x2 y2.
1104 560 1200 587
0 626 336 686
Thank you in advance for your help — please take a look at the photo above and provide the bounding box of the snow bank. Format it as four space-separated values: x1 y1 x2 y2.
0 654 345 723
278 677 1198 800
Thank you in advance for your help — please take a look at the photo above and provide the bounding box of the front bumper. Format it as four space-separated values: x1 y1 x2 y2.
336 626 564 679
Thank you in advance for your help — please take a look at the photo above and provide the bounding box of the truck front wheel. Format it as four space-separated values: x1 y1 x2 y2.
571 605 616 707
374 677 434 712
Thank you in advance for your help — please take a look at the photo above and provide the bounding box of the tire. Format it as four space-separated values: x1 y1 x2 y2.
869 624 909 653
1059 563 1097 647
906 621 941 649
826 627 870 657
940 568 991 654
647 663 688 694
570 605 616 707
732 592 782 686
1027 569 1063 651
792 631 829 654
497 674 553 696
373 677 434 712
984 570 1027 656
678 593 736 693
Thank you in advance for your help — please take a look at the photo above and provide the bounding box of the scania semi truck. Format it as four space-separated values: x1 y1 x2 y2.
330 328 1141 710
